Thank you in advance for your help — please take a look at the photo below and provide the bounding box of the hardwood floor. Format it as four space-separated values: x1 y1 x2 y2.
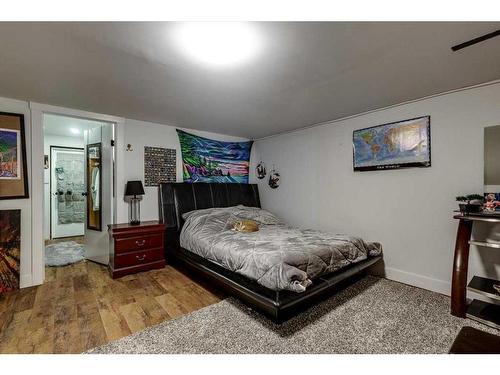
0 261 225 353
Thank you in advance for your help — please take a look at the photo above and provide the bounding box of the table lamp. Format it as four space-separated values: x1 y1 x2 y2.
125 180 145 225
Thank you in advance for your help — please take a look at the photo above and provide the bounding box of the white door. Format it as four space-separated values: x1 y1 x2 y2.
84 123 114 265
50 147 85 239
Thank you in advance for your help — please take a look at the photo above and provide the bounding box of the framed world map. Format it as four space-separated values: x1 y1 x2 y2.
353 116 431 171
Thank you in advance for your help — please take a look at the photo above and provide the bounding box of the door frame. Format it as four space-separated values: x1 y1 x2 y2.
49 145 85 240
31 102 125 286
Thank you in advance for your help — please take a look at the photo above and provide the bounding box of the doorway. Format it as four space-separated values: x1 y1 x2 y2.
50 146 85 239
43 113 115 267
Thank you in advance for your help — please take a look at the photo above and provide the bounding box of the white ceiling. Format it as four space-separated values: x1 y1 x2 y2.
1 22 499 139
43 114 102 138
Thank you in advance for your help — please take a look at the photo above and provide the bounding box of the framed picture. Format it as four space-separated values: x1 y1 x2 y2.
353 116 431 171
0 209 21 293
0 112 29 199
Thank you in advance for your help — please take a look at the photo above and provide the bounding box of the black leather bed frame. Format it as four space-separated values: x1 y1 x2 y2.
158 182 382 322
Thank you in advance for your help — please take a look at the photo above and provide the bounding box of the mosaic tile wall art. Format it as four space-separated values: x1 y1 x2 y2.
144 146 176 186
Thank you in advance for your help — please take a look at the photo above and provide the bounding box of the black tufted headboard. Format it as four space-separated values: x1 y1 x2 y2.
157 182 260 268
158 182 261 232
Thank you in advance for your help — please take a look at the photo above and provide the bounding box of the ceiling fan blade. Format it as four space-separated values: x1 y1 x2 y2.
451 29 500 51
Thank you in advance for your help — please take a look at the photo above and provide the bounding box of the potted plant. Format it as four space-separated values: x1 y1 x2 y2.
456 194 484 215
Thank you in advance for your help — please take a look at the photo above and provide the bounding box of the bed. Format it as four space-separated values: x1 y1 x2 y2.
158 182 382 322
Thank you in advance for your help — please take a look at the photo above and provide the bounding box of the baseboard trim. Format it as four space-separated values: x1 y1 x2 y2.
20 273 33 289
384 267 451 296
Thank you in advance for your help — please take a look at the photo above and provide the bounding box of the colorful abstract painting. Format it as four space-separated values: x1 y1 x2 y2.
0 128 20 179
353 116 431 171
0 209 21 293
177 129 253 183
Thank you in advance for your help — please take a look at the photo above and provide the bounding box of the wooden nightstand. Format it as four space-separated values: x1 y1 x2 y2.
108 221 166 278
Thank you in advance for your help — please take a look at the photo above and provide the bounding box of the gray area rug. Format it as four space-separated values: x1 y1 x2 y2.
88 276 500 354
45 241 85 267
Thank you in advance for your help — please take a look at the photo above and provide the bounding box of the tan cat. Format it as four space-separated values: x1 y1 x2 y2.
233 219 259 233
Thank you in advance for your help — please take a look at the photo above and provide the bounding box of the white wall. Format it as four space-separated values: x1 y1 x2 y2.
252 82 500 296
116 119 250 223
43 134 84 240
0 97 32 288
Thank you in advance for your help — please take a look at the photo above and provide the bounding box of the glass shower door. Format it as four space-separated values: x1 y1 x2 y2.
50 147 86 239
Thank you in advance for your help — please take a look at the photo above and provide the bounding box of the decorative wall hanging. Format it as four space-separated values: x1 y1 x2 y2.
255 161 267 179
0 209 21 293
353 116 431 171
0 112 29 199
268 166 280 189
176 129 253 183
144 146 176 187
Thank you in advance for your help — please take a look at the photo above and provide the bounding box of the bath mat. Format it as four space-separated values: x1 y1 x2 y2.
45 241 85 266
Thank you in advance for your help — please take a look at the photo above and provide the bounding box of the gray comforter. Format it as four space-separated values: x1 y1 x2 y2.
180 206 382 293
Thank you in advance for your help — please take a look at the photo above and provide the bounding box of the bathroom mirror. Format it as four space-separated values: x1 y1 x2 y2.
86 142 102 231
484 125 500 212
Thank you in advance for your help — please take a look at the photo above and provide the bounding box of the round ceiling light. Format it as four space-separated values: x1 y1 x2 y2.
173 22 261 68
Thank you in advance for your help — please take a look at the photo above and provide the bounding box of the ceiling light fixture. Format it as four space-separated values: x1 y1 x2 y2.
70 128 80 135
173 22 261 68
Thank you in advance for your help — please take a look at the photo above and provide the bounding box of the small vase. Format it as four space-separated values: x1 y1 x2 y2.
459 203 467 215
466 203 482 214
459 203 482 215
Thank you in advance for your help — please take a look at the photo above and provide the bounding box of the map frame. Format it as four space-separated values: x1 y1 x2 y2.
353 115 431 172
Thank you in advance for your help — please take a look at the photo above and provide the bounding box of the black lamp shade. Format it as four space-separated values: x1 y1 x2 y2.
125 180 145 196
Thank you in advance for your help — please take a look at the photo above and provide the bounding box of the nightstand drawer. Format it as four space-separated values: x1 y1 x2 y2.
108 221 166 279
114 248 164 268
115 233 163 253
